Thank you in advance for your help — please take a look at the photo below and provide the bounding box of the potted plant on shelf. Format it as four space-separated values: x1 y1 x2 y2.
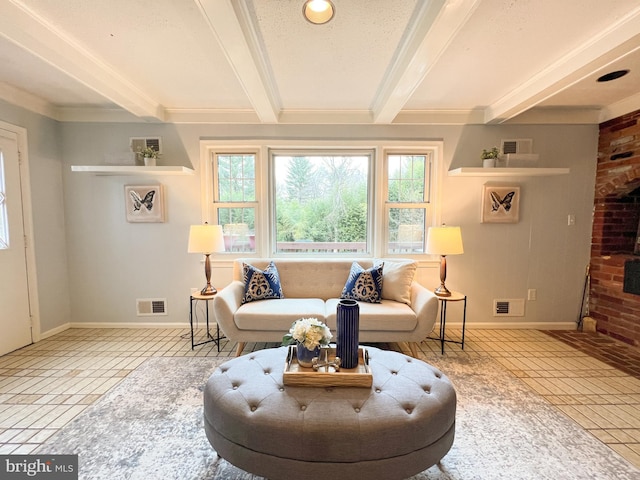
481 146 499 168
137 147 160 167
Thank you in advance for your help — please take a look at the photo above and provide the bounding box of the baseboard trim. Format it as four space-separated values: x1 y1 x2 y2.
442 321 577 330
40 323 71 340
68 322 192 329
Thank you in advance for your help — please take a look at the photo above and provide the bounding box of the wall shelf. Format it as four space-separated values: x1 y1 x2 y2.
71 165 194 176
448 167 570 177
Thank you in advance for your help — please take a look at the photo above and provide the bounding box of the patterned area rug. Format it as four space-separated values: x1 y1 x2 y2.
37 353 639 480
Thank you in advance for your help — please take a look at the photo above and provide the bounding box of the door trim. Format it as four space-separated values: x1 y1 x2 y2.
1 120 40 342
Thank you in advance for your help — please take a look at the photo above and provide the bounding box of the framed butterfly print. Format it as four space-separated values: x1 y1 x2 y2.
125 184 165 223
481 184 520 224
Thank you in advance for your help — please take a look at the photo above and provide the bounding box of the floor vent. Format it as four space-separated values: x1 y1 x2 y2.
493 299 525 317
136 298 167 316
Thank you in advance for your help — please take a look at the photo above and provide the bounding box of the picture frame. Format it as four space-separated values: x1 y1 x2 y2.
481 184 520 224
125 185 165 223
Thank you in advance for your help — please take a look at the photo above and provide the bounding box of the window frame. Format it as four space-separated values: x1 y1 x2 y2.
200 140 443 260
383 150 434 255
269 147 375 257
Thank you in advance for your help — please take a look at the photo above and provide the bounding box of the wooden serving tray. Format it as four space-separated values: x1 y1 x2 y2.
283 345 372 388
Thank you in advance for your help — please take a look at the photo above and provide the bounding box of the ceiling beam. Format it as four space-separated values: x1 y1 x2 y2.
485 6 640 124
1 0 165 121
372 0 481 124
195 0 279 123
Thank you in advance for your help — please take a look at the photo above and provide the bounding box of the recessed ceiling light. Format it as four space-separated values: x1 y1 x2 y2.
303 0 335 25
597 70 630 82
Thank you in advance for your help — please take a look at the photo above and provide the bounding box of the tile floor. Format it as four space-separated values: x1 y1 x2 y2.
0 327 638 471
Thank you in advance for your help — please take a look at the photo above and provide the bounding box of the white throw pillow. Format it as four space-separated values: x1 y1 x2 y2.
376 260 417 305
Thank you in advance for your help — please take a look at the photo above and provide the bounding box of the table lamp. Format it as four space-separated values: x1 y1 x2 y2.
425 225 464 297
188 223 225 296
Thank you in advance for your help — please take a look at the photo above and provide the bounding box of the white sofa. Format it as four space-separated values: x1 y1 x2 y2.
213 258 439 356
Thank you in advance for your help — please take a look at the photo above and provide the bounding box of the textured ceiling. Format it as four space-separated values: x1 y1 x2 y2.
1 0 639 124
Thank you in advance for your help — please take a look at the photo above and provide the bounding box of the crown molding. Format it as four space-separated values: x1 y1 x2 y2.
0 82 58 120
599 91 640 123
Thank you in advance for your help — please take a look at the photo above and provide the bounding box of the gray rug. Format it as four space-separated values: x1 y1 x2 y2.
37 352 639 480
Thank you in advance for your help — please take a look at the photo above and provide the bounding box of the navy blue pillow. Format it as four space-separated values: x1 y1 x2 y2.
242 261 284 304
341 262 384 303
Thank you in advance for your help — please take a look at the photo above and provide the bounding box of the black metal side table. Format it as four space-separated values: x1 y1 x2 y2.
190 293 224 351
427 291 467 354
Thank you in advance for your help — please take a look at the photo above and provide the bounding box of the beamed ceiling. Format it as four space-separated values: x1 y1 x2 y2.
1 0 640 125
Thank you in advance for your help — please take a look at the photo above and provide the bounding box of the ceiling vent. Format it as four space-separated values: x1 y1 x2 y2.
136 298 167 316
493 299 525 317
130 137 162 154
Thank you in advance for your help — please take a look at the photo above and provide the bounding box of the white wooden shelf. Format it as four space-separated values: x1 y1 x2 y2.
448 167 570 177
71 165 194 176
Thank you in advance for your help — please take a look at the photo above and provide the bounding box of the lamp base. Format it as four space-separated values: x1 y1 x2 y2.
200 284 217 296
434 284 452 297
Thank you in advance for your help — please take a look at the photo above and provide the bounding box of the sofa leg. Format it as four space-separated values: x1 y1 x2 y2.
408 342 419 357
235 342 246 356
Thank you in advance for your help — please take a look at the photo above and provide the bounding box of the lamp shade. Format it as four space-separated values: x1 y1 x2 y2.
426 226 464 256
188 224 225 254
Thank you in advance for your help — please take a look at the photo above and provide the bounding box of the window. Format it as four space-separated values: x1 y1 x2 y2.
212 153 257 253
0 153 7 249
385 153 432 254
204 141 441 258
272 151 371 254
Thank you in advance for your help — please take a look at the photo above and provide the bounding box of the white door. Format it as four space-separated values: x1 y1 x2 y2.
0 128 32 355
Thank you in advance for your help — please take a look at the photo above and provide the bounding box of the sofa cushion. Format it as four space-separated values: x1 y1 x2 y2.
325 298 417 332
376 259 417 306
242 261 284 304
341 262 384 303
235 299 326 331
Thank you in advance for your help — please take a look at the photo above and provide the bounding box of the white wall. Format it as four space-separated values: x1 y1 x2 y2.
60 122 597 330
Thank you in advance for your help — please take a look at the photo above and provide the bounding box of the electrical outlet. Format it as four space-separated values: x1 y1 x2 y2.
527 289 537 301
567 214 575 226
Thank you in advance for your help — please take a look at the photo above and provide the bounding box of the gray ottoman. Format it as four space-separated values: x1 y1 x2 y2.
204 346 456 480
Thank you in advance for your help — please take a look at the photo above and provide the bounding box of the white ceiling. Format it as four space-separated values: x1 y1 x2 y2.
1 0 640 125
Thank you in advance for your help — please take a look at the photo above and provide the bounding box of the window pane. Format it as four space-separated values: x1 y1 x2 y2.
387 154 426 203
388 208 425 254
218 208 255 253
273 153 369 253
216 154 256 202
0 154 7 249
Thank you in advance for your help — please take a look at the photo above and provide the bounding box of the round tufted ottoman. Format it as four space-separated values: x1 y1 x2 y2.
203 346 456 480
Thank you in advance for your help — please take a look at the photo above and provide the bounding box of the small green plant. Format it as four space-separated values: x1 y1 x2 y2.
481 147 499 160
137 147 160 159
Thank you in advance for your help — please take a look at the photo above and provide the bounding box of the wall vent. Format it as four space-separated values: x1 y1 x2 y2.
493 299 525 317
130 137 162 154
136 298 167 316
501 138 533 155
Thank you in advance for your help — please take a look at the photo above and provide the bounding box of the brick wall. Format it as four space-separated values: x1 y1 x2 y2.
592 109 640 347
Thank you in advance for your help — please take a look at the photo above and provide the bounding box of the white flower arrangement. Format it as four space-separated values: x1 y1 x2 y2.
282 317 332 350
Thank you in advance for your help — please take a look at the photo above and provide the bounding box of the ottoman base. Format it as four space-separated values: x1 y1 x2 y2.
205 419 455 480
